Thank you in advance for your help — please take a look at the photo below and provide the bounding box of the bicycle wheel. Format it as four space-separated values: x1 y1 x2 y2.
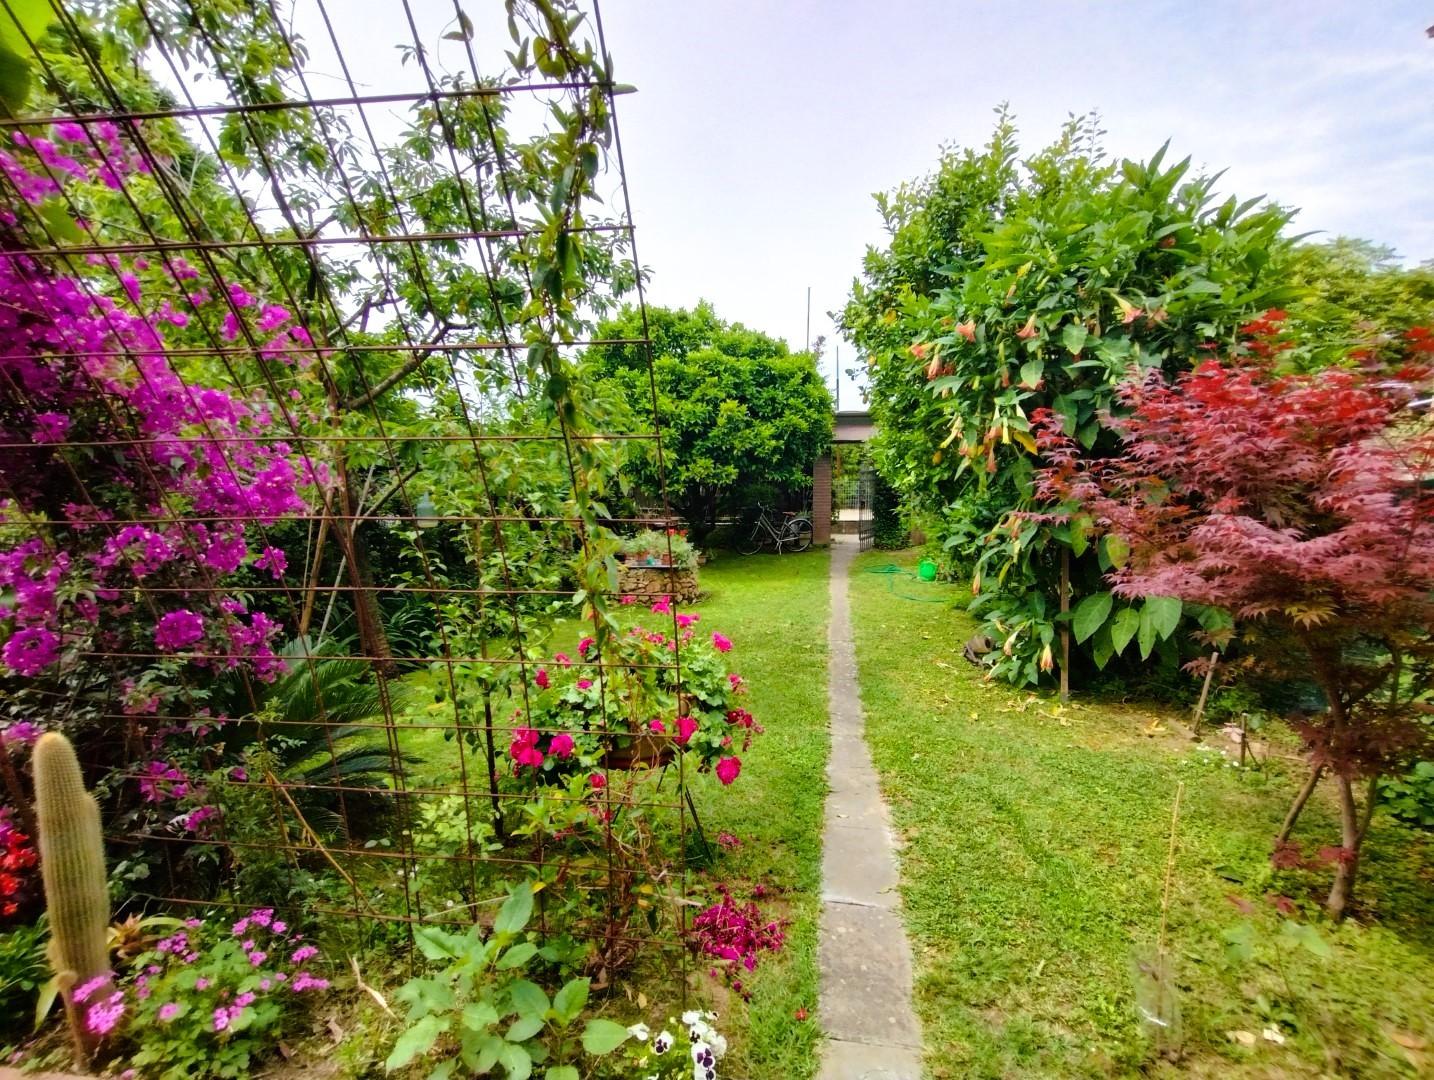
783 518 814 553
737 527 763 556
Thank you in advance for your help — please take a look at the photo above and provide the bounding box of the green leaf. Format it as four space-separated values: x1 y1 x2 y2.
494 883 535 939
1109 607 1140 655
1061 322 1089 355
1222 921 1256 964
461 1001 500 1032
1103 534 1130 570
1091 625 1114 670
1018 358 1044 388
506 1014 545 1042
552 978 590 1025
385 1015 447 1072
0 0 53 55
1279 921 1332 959
498 1042 532 1080
581 1018 632 1055
497 942 539 970
508 979 549 1020
1137 605 1158 659
1145 596 1182 639
1071 592 1113 644
545 1068 580 1080
428 1062 456 1080
414 926 462 962
0 44 29 116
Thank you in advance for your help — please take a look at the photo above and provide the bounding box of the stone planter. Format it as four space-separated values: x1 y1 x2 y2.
617 563 700 604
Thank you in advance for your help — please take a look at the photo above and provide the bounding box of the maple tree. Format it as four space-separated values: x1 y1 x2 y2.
1032 320 1434 918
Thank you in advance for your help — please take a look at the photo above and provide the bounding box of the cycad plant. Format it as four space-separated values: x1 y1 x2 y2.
227 638 418 837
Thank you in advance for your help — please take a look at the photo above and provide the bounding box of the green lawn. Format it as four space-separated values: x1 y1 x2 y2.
849 548 1433 1079
679 548 830 1079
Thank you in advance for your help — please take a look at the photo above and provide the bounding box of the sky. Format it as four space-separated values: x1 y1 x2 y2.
592 0 1434 405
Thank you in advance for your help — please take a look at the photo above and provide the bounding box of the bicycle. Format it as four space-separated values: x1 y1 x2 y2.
737 504 814 555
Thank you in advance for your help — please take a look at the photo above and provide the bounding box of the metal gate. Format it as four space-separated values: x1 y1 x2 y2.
834 461 876 549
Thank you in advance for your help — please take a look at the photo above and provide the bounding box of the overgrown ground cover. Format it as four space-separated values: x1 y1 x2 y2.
849 549 1434 1078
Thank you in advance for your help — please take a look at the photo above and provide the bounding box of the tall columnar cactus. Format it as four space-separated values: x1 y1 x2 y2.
33 732 110 1059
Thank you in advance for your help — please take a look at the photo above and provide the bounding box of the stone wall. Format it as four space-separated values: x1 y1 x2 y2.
617 564 700 604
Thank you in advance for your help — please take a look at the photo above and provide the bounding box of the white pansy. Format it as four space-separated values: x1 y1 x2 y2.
652 1031 674 1055
681 1010 703 1026
627 1022 650 1042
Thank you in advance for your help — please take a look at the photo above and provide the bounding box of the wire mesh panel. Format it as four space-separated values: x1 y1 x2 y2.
0 0 715 1014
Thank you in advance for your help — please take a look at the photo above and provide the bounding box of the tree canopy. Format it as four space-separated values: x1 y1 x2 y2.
587 303 832 536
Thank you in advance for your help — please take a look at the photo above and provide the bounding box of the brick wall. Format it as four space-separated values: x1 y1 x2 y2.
812 453 832 546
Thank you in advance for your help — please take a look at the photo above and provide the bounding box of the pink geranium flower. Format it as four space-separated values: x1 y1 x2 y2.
534 668 550 690
577 636 595 655
711 632 733 653
650 595 672 615
675 716 698 745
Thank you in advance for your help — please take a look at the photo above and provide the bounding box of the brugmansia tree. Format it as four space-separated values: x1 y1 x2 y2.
842 111 1299 684
587 303 832 539
1030 328 1434 918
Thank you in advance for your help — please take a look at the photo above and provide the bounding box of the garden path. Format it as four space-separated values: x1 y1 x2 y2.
816 538 923 1079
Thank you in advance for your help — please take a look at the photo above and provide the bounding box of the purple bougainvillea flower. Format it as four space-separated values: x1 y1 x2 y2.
154 610 205 651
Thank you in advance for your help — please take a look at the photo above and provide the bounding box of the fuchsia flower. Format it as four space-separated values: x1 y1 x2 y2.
650 595 672 615
649 718 666 735
676 612 699 629
589 773 607 790
86 991 125 1036
577 636 595 655
711 632 733 653
619 595 637 605
553 652 572 667
675 716 698 745
534 668 550 690
157 1002 180 1022
577 679 593 690
715 756 742 786
549 733 575 759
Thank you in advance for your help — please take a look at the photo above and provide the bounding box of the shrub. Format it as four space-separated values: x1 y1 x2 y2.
621 529 698 570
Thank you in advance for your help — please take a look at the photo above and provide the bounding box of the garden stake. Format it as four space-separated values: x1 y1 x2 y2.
1190 650 1219 738
1133 780 1185 1057
1059 550 1071 704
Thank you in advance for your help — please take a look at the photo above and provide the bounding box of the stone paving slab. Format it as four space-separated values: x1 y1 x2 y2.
822 821 901 908
818 1038 925 1079
817 900 923 1049
818 539 923 1079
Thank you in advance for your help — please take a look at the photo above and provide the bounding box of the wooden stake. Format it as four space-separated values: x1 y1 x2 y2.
1190 650 1219 738
1059 548 1071 704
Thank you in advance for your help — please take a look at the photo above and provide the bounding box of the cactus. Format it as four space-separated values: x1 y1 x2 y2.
33 732 110 1060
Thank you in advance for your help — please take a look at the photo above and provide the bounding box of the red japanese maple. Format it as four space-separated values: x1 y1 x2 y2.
1033 333 1434 918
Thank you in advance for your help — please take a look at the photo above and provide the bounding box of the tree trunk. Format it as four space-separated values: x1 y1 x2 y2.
1277 764 1324 844
1325 774 1363 921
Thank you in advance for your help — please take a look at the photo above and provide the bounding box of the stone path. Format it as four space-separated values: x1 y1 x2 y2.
817 538 923 1079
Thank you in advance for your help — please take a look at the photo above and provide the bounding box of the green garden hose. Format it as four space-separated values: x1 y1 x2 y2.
864 563 951 603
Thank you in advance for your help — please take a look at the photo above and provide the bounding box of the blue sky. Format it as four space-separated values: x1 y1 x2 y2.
597 1 1434 403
